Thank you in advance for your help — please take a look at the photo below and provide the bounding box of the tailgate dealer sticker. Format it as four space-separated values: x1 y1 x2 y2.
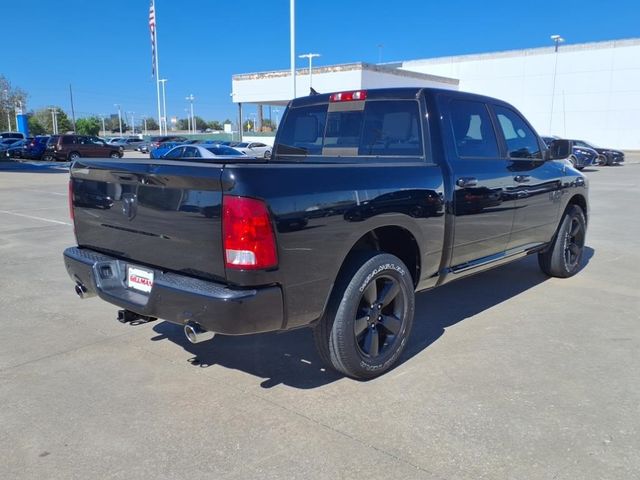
127 266 154 293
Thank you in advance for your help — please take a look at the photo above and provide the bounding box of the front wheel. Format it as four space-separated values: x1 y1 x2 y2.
110 151 120 158
313 252 415 380
538 205 587 278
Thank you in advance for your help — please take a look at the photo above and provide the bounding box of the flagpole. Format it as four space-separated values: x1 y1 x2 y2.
153 1 163 135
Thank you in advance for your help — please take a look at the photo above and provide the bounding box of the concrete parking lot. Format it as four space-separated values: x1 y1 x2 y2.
0 159 638 479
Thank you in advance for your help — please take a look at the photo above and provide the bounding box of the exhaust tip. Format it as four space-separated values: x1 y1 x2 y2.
75 283 87 298
184 323 215 344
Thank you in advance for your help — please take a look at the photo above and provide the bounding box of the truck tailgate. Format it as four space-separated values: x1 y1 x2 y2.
71 159 226 281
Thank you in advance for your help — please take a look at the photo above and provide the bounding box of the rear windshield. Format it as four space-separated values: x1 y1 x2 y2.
205 146 243 156
275 100 423 159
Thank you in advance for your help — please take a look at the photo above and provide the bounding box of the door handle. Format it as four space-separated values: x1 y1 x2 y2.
514 175 531 183
456 177 478 188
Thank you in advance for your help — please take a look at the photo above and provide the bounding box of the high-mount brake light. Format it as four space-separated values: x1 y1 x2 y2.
329 90 368 102
223 196 278 270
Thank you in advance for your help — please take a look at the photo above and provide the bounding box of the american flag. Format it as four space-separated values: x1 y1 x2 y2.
149 0 156 77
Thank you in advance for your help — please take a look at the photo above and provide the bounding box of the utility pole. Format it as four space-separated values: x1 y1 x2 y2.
69 84 77 133
114 104 123 135
49 107 59 135
99 114 106 137
129 112 135 135
549 34 565 133
143 116 148 136
299 53 320 92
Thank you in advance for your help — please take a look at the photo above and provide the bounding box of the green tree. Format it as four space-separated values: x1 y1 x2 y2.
193 116 207 131
76 117 101 136
177 118 189 130
28 116 47 135
144 117 159 131
208 120 223 131
30 107 72 134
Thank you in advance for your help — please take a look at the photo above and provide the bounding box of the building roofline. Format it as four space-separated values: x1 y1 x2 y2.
402 37 640 66
233 61 459 85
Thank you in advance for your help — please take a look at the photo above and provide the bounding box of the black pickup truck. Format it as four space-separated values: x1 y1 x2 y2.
63 88 588 379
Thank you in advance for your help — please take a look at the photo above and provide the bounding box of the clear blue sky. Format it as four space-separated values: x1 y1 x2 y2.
3 0 639 123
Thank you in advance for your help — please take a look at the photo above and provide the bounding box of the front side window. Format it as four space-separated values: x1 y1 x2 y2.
448 99 499 158
493 105 542 159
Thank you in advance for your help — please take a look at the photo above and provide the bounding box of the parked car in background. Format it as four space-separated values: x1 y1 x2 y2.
541 136 597 170
232 141 271 158
115 137 146 151
0 131 26 140
149 141 185 159
22 135 50 160
0 138 23 155
570 140 625 166
44 135 123 161
2 139 29 158
106 137 124 145
148 135 188 151
161 144 247 159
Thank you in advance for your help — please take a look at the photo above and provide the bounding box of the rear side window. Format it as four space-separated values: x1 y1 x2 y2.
62 136 76 145
493 105 542 159
276 100 423 158
448 99 499 158
357 101 422 156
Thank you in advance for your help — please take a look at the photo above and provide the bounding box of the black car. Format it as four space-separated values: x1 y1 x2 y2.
571 139 624 166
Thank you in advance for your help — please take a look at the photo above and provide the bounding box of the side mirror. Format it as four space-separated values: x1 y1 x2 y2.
547 139 572 160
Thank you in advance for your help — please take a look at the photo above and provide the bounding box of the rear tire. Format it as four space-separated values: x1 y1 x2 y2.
569 155 578 168
110 151 120 158
313 252 415 380
538 205 587 278
68 152 80 161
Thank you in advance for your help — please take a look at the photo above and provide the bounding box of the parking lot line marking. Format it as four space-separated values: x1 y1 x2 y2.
24 189 67 196
0 210 71 226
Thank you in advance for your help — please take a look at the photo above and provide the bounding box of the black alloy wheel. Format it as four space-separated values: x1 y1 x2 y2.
538 204 587 278
313 252 415 379
354 275 405 358
562 215 585 272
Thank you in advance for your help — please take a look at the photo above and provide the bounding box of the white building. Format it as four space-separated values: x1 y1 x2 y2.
232 38 640 149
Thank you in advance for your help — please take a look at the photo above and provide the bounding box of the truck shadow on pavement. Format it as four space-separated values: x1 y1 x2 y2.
151 247 594 390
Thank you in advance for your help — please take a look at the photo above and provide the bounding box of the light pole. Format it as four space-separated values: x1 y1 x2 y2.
290 0 296 98
49 107 59 134
549 34 565 133
273 108 280 129
186 94 195 134
143 116 148 136
99 114 106 137
114 104 123 136
129 112 135 135
299 53 320 92
159 79 168 135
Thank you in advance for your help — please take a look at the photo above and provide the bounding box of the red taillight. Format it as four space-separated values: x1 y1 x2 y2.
329 90 367 102
68 179 74 221
223 196 277 270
